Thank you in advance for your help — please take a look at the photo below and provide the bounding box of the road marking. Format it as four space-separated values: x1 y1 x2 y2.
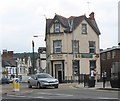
37 92 73 96
55 93 73 96
7 94 44 99
97 97 119 99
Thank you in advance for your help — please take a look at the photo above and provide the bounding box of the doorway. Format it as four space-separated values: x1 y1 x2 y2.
55 64 62 83
58 71 62 83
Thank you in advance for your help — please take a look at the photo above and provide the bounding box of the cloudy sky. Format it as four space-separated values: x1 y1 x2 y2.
0 0 119 53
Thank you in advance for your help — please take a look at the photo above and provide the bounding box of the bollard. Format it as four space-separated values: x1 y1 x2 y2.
12 78 20 91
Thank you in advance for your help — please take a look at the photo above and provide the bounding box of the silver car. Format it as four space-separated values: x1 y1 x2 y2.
28 73 59 89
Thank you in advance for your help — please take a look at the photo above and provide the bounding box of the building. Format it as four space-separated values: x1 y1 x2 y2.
45 12 101 83
2 50 39 82
2 50 16 78
14 52 39 75
37 47 46 73
100 46 120 80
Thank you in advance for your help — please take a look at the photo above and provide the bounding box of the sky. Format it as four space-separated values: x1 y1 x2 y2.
0 0 119 53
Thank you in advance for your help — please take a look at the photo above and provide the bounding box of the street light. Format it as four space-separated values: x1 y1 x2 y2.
32 35 44 74
33 35 44 73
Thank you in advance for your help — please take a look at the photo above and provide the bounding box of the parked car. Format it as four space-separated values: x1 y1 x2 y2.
0 78 10 84
28 73 59 89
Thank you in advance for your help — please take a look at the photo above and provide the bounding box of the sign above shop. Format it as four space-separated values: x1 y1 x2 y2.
81 53 93 58
52 54 63 59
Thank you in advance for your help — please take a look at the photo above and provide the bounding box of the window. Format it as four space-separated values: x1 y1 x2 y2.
112 51 116 59
102 53 106 60
72 60 79 75
89 41 96 53
107 52 111 59
82 24 87 34
90 60 96 70
54 22 60 33
72 40 79 53
53 40 62 53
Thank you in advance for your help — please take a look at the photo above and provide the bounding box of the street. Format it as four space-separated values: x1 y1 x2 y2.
1 83 120 101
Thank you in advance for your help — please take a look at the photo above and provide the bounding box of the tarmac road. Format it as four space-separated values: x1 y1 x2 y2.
1 83 120 101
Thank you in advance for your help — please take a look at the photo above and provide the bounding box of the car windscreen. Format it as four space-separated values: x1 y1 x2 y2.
37 74 53 78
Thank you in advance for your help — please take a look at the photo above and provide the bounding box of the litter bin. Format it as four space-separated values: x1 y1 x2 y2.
12 78 20 91
88 77 96 87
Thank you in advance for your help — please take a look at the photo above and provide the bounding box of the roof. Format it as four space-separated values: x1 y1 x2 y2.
45 12 101 36
14 52 39 60
100 46 120 53
2 59 16 67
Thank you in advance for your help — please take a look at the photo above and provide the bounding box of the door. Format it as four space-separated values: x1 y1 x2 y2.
58 71 62 83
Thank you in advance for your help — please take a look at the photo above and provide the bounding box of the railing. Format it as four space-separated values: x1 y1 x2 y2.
64 74 90 83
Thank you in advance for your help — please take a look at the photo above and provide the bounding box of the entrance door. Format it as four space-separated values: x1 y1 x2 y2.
58 71 62 83
55 64 62 83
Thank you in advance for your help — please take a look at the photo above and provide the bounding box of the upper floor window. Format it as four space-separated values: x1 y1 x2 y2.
112 51 116 59
53 40 62 53
72 40 79 53
101 53 106 60
107 52 111 59
54 20 60 33
82 24 87 34
89 41 96 54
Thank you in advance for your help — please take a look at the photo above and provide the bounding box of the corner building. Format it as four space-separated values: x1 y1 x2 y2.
45 12 101 83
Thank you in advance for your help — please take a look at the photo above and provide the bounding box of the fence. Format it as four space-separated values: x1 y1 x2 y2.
64 74 90 83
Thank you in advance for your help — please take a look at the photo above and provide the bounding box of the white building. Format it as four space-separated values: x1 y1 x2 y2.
36 47 46 73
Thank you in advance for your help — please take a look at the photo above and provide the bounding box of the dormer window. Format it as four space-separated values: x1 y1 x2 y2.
82 24 87 34
54 20 60 33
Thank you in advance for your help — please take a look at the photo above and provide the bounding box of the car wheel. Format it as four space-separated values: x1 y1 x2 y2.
54 85 58 88
37 82 41 89
28 82 32 88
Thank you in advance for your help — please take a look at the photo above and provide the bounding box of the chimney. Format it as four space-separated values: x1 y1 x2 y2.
89 12 95 20
8 51 14 58
2 50 7 58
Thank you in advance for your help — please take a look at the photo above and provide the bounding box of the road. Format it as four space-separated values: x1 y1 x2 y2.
1 83 120 101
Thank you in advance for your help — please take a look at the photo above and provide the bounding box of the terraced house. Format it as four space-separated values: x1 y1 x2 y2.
45 12 101 83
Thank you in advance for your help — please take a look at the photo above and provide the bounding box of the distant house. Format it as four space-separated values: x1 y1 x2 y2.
45 12 101 83
2 50 16 78
14 52 39 76
1 50 40 82
100 46 120 80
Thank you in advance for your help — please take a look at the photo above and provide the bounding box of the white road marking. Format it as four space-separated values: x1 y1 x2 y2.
97 97 118 99
7 94 44 99
55 93 73 96
37 92 73 96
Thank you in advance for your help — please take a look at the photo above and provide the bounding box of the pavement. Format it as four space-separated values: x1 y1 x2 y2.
71 81 120 91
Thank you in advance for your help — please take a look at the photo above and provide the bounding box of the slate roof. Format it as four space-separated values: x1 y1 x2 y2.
45 12 101 37
2 52 39 67
2 58 16 67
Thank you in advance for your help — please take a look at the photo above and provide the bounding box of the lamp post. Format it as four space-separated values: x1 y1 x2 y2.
33 35 44 73
31 40 35 74
32 40 35 74
15 59 19 78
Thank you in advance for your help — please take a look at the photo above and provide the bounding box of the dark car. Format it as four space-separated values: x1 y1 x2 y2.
28 73 59 89
1 78 10 84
